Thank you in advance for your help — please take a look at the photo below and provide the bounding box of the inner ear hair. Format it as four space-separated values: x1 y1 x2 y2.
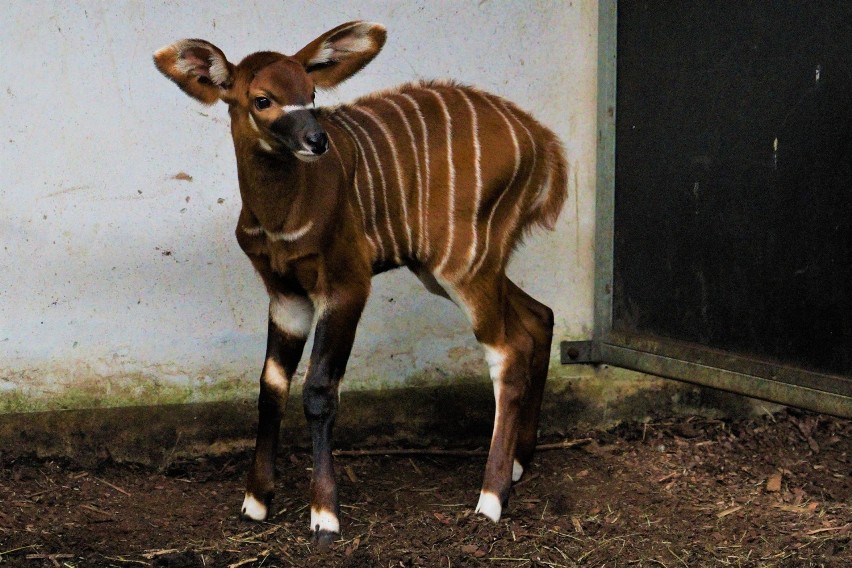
153 39 233 104
305 60 337 74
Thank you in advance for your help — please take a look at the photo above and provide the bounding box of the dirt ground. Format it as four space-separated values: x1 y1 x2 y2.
0 408 849 567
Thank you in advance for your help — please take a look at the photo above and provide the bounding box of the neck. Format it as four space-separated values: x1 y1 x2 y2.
233 136 306 224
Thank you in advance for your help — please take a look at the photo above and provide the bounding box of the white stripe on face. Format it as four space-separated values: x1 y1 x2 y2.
281 104 311 114
248 113 261 132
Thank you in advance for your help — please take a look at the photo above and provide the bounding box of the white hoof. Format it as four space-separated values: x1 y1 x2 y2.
241 493 268 521
310 507 340 534
475 491 502 522
512 459 524 482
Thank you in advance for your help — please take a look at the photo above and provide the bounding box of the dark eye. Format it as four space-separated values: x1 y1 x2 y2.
312 90 316 103
254 97 271 110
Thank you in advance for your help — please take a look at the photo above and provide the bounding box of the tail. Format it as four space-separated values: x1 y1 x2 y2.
529 134 568 231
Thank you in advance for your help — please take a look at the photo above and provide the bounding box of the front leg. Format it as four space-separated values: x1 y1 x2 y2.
303 287 368 546
242 292 313 521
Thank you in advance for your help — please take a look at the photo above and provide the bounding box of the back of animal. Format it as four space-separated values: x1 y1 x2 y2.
323 81 568 280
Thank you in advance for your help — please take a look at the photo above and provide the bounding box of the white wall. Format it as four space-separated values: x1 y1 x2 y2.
0 1 598 411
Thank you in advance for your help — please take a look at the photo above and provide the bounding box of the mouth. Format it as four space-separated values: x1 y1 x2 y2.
294 149 323 162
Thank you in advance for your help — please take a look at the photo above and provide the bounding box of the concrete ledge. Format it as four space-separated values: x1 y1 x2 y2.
0 366 780 466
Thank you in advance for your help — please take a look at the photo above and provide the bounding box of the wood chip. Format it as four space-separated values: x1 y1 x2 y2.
766 472 782 493
535 438 594 451
806 436 820 453
26 554 73 568
80 504 113 518
94 477 131 497
806 523 850 535
142 549 181 559
717 505 743 518
774 504 810 514
657 472 677 483
571 516 584 534
344 465 358 483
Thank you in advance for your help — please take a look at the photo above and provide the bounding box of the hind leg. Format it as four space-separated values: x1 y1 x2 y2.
506 279 554 480
442 274 537 522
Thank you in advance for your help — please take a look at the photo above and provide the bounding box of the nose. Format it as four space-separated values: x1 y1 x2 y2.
305 130 328 155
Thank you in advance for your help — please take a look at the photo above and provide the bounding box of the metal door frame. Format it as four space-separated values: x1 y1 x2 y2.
562 0 851 418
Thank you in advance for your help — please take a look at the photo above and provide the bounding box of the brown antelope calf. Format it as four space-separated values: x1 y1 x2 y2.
154 21 567 544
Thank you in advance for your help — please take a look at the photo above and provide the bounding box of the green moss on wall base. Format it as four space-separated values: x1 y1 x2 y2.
0 363 780 465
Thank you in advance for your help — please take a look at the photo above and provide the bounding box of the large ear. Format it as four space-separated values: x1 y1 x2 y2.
153 39 234 104
293 21 386 89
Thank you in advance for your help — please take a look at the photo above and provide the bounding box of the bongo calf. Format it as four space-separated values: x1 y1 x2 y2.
154 21 567 544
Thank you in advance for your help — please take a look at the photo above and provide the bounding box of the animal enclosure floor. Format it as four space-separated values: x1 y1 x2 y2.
0 409 849 567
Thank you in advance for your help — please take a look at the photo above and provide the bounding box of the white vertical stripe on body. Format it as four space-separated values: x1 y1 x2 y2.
469 92 522 275
352 105 413 259
429 89 456 275
338 109 401 265
495 99 538 265
457 89 482 275
332 112 386 261
329 134 377 260
400 93 431 260
386 97 424 260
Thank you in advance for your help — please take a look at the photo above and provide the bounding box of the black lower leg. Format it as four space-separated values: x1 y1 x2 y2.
304 380 341 547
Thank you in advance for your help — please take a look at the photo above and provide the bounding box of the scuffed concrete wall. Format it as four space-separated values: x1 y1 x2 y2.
1 1 598 412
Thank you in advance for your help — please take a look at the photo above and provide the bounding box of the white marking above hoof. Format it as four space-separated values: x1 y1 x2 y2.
241 493 268 521
512 459 524 482
475 490 502 523
310 507 340 534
